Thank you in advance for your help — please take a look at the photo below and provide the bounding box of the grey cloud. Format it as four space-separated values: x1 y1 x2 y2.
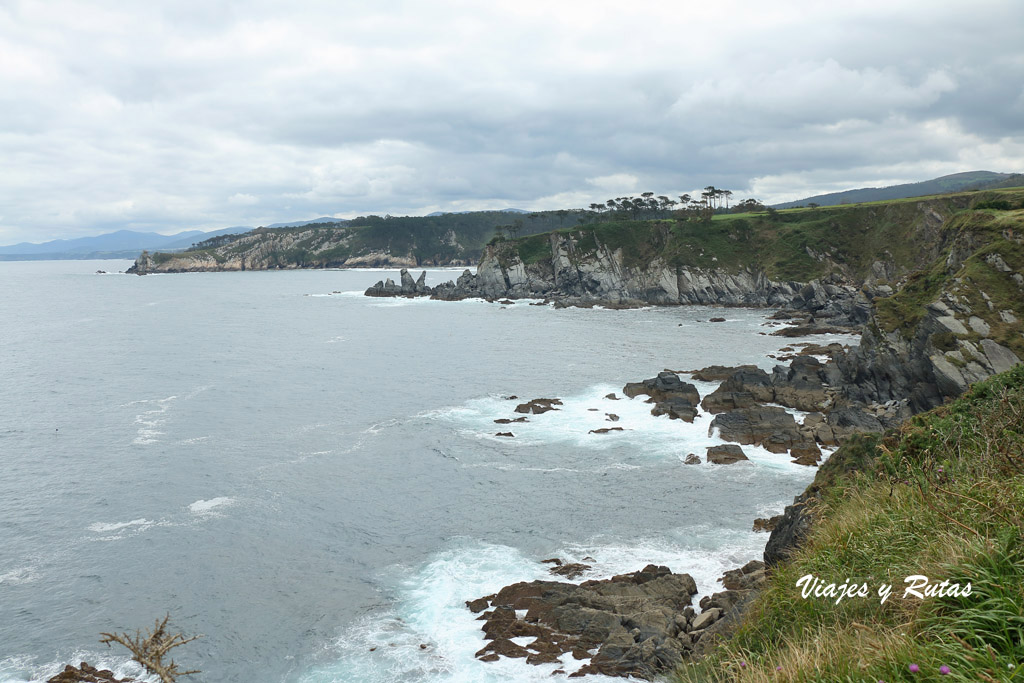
1 0 1023 243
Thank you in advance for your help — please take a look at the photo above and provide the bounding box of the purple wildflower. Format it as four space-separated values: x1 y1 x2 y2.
940 665 950 675
909 663 920 673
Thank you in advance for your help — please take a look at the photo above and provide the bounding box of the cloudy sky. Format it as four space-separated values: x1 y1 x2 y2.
2 0 1023 243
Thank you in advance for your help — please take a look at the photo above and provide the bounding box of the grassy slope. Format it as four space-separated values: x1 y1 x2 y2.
773 171 1011 209
674 366 1024 683
515 187 1024 284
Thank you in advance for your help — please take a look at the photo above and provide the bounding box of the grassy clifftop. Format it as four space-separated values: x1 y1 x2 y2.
509 188 1024 284
675 365 1024 682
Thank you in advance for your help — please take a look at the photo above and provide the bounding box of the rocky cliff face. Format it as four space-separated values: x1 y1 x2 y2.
127 224 472 274
368 232 872 324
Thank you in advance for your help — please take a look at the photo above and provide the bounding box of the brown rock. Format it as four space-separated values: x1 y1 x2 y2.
623 372 700 405
706 444 749 465
752 515 782 532
47 664 134 683
683 453 701 465
466 596 491 612
550 563 592 579
589 427 624 434
515 398 564 414
495 432 515 437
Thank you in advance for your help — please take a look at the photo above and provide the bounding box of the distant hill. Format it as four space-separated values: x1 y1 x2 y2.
265 217 347 229
0 227 246 261
773 171 1020 209
427 208 529 217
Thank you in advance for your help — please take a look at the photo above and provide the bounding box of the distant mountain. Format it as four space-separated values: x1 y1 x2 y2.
773 171 1019 209
426 208 529 217
0 227 249 261
265 217 347 229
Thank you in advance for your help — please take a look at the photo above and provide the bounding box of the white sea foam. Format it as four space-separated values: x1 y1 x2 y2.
428 383 822 475
0 567 39 586
0 651 158 683
188 497 235 515
299 543 622 683
325 336 347 343
301 528 769 682
87 518 152 534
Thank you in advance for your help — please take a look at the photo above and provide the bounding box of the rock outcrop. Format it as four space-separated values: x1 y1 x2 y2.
364 232 870 322
47 664 133 683
469 561 770 677
705 444 749 465
469 564 700 678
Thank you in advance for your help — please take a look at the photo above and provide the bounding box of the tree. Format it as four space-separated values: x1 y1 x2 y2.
101 615 200 683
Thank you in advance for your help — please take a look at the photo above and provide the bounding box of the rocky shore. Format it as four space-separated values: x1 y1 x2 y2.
466 340 904 677
465 563 765 678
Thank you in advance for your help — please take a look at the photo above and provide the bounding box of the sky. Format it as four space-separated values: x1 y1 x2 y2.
2 0 1023 244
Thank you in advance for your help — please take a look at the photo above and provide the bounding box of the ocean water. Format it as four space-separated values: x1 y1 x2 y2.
0 260 855 683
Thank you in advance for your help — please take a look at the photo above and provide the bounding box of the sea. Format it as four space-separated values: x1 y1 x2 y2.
0 260 855 683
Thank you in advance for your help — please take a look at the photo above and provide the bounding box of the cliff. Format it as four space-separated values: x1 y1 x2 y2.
126 211 579 274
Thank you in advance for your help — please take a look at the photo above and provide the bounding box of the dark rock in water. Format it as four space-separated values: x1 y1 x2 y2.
494 416 528 424
514 398 563 414
495 432 515 437
771 324 853 337
605 393 619 400
47 663 133 683
550 562 592 579
706 444 748 465
470 564 698 679
542 558 563 565
364 277 402 297
688 364 759 382
708 317 726 322
589 427 624 434
605 413 619 422
466 596 492 612
624 372 700 406
753 515 783 532
683 453 701 465
649 397 698 422
709 405 821 455
701 367 774 411
700 390 757 414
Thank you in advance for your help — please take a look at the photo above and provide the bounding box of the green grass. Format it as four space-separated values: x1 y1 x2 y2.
674 366 1024 682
